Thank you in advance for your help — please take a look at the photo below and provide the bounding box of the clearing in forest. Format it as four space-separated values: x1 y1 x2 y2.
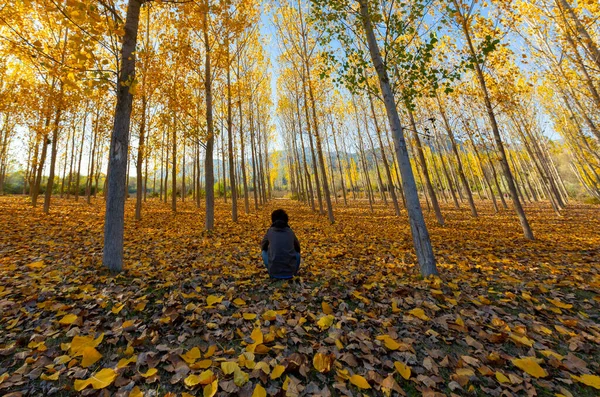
0 197 599 396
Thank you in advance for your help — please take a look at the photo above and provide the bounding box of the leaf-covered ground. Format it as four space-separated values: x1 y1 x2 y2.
1 196 599 397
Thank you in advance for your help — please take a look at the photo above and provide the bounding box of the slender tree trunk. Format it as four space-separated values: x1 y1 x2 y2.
359 0 437 275
305 67 334 223
455 1 533 239
33 127 49 207
436 94 477 216
86 113 98 204
135 96 147 220
296 94 315 210
369 93 400 215
464 122 498 212
431 122 460 208
364 114 387 204
181 132 186 202
60 125 71 198
44 105 63 214
204 10 215 231
102 0 143 273
408 110 444 226
172 116 177 212
249 101 259 210
75 111 87 201
331 127 348 206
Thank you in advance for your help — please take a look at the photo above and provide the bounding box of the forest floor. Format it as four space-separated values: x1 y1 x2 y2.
0 196 599 397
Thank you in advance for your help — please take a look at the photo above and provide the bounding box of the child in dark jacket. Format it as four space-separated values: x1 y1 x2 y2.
261 209 301 279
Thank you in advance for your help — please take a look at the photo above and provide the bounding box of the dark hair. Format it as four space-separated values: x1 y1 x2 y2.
271 209 289 225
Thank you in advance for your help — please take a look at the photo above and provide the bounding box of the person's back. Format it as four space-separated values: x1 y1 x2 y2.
261 209 301 279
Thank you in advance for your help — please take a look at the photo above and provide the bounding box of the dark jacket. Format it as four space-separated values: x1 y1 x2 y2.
261 220 301 278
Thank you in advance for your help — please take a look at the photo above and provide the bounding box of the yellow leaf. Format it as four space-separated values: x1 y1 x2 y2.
70 334 104 356
495 371 510 384
408 308 430 321
262 310 277 321
117 355 137 368
140 368 157 378
203 379 219 397
540 350 564 361
73 368 117 391
383 337 401 351
206 295 224 306
54 355 71 365
221 361 239 375
243 313 257 320
255 362 270 375
251 328 264 344
26 261 45 269
204 345 217 358
185 370 215 387
134 302 146 311
510 333 534 347
456 368 475 377
349 374 371 389
59 314 78 325
81 346 102 368
124 345 134 356
512 357 548 378
391 300 401 313
111 303 125 314
313 352 333 373
394 361 411 380
180 347 202 364
122 320 135 328
233 368 249 386
185 374 201 387
317 315 335 330
571 374 600 389
41 372 60 381
547 298 572 310
270 364 285 379
252 383 267 397
191 359 213 369
129 386 143 397
233 298 246 306
322 301 334 315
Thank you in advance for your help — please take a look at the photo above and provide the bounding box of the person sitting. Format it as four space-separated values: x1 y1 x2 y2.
261 209 301 279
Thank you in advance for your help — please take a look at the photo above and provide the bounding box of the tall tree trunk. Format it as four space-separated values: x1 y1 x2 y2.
435 94 477 216
359 0 437 276
60 125 71 198
102 0 143 273
369 93 400 215
296 94 315 210
408 110 444 226
455 0 533 239
237 60 249 214
305 66 334 223
75 111 87 201
249 101 259 210
86 112 98 204
204 10 215 230
172 117 177 212
44 105 63 214
331 126 348 206
364 112 387 204
431 122 460 208
32 125 50 207
135 96 147 220
464 120 498 212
